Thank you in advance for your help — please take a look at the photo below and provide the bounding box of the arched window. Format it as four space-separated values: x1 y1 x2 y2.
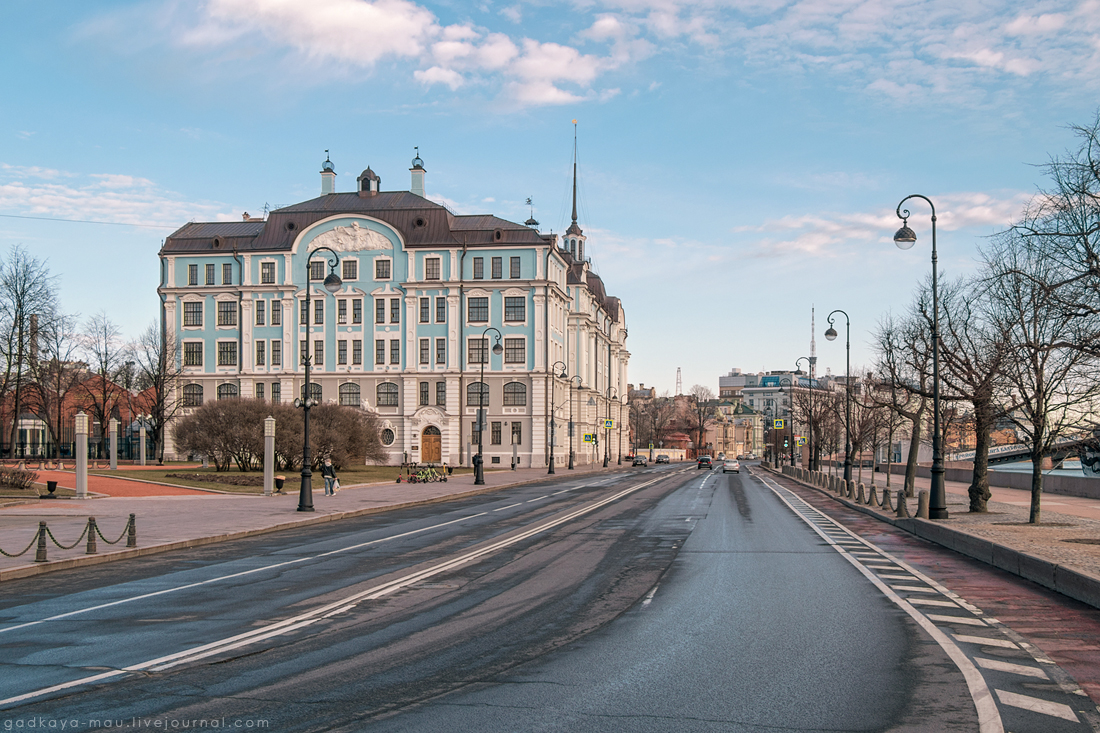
339 383 360 407
380 428 395 446
503 382 527 406
377 382 399 407
182 384 203 407
300 383 322 402
467 381 488 406
217 383 238 400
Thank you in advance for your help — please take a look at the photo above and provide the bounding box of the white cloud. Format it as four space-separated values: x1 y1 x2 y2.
414 66 465 89
500 4 522 23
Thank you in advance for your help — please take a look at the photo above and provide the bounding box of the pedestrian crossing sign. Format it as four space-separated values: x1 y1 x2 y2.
583 433 596 443
796 436 806 446
774 419 785 429
604 419 615 429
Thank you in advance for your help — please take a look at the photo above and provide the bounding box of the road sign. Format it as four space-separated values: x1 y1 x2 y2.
796 436 806 446
583 433 596 443
649 442 654 449
604 419 614 429
773 419 785 429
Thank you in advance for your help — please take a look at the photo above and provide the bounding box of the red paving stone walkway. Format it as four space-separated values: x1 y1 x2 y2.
32 469 209 497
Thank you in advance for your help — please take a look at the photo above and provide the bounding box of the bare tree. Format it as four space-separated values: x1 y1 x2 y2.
79 312 131 458
688 384 716 456
0 245 57 457
27 310 84 459
132 321 184 465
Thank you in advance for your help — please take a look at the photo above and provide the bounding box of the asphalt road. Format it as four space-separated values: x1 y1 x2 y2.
1 464 1097 732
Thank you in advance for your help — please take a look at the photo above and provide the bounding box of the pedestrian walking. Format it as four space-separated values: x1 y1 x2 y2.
322 458 338 496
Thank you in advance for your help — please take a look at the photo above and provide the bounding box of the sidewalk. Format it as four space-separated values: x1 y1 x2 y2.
0 461 639 581
783 467 1100 610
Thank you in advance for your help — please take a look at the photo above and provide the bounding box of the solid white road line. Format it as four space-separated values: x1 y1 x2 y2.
995 689 1079 722
975 657 1049 679
953 634 1018 650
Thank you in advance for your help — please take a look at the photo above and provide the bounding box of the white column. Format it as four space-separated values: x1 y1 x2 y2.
264 416 275 497
108 417 119 470
75 412 88 500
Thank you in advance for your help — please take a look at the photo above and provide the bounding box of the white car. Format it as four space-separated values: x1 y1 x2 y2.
723 460 740 473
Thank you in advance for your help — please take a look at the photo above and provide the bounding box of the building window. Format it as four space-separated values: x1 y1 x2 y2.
256 340 265 366
255 382 264 400
338 340 347 365
302 382 322 402
217 383 238 400
504 337 525 364
314 340 324 366
375 340 385 365
340 383 360 406
261 262 275 284
352 340 362 365
255 300 265 326
300 300 308 325
183 302 203 327
419 381 429 405
272 382 281 403
468 338 488 365
467 381 489 406
491 257 502 279
381 428 395 446
338 300 347 324
390 298 400 324
309 261 325 281
205 264 215 285
271 300 281 326
222 263 233 285
471 421 481 445
314 299 324 325
217 301 237 326
468 297 488 323
375 259 391 280
473 257 484 279
188 264 198 286
419 298 430 323
512 422 522 445
436 381 446 406
435 338 445 365
436 297 446 323
504 297 525 322
271 340 281 366
377 382 399 407
182 384 203 406
419 338 429 364
510 256 520 279
353 299 362 324
217 342 237 366
300 340 307 364
375 299 385 324
183 342 203 367
389 339 400 364
491 421 502 445
342 260 358 281
503 382 527 406
425 257 441 280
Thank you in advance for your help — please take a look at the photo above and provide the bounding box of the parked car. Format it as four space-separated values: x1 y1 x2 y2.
723 459 741 474
632 455 649 466
697 456 713 469
655 455 670 464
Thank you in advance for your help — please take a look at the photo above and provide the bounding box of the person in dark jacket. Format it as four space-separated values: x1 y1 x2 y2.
321 458 338 496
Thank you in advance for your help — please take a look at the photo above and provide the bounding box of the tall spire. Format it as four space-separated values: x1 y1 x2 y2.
566 119 583 237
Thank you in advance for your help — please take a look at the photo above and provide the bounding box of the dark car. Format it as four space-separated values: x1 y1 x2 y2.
655 455 670 464
697 456 713 469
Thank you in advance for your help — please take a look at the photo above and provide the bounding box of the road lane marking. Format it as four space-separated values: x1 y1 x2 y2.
995 690 1079 722
929 614 988 627
878 574 917 581
527 495 549 503
493 503 523 512
0 473 671 708
641 584 659 608
890 585 939 593
976 657 1048 679
904 597 960 607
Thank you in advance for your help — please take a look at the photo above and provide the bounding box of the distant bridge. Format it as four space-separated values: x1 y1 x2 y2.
947 433 1095 466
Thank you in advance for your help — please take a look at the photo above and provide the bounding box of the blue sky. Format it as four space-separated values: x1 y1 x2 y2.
2 0 1099 394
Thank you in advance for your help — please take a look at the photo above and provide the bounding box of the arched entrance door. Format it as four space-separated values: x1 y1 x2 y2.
422 426 442 464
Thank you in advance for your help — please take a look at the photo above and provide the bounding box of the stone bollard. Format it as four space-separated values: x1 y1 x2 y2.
867 485 879 507
917 490 930 519
857 483 866 504
127 514 137 548
35 521 48 562
896 490 910 518
86 517 97 554
881 487 893 512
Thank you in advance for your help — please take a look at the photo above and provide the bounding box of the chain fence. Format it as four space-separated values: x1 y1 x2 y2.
0 514 137 563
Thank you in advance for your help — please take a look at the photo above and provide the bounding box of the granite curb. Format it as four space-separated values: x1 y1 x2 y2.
756 464 1100 612
0 467 633 583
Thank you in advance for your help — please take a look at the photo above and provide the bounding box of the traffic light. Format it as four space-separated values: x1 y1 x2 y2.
783 438 789 448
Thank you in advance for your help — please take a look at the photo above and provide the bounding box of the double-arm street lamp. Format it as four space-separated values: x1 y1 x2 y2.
894 194 948 519
474 327 504 486
778 377 793 466
549 360 567 475
603 386 616 467
796 356 813 471
825 310 852 483
566 374 583 469
616 396 623 465
296 246 343 512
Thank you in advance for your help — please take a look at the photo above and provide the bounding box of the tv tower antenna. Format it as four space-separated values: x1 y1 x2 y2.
676 367 682 396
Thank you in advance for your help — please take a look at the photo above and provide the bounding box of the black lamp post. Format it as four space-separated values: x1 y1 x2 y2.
474 327 504 486
567 375 582 469
295 246 342 512
616 397 623 465
825 310 852 483
778 377 793 466
549 360 567 475
796 356 813 471
603 386 616 467
894 195 948 519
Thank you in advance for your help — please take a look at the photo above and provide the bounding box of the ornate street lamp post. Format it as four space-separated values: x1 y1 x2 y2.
549 360 567 475
567 375 583 469
894 195 948 519
778 377 793 466
616 396 623 465
796 356 813 470
474 326 504 485
825 310 852 483
604 386 616 467
295 246 342 512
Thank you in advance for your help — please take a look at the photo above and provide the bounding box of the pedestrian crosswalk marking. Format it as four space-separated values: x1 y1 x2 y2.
878 574 917 581
928 614 987 627
995 689 1079 722
890 585 938 593
953 634 1018 650
976 657 1048 679
902 597 958 608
